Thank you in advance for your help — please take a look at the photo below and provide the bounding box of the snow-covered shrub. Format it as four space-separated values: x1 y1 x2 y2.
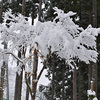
87 90 98 100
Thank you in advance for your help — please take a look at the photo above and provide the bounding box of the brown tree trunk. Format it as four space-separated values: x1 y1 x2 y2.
0 62 5 100
88 11 92 25
32 49 38 100
51 55 55 100
38 0 42 21
73 64 77 100
26 76 30 100
78 62 81 100
93 0 97 28
92 0 97 94
22 0 25 15
14 70 23 100
0 0 3 23
14 52 23 100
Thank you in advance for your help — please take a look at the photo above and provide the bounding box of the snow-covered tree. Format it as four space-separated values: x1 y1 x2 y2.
0 8 100 100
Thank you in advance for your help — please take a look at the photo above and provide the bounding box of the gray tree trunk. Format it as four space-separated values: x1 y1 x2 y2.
26 76 30 100
73 63 77 100
62 61 65 100
0 62 5 100
51 55 55 100
32 49 38 100
14 51 23 100
92 0 97 94
78 62 81 100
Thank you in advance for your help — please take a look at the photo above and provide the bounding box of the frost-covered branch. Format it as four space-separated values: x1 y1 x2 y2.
5 52 24 64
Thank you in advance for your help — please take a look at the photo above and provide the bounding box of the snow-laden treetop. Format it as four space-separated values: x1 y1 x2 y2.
0 8 100 68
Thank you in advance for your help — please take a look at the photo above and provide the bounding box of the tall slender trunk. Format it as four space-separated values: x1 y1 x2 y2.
88 63 92 90
38 0 42 21
22 0 25 15
14 69 23 100
0 0 3 23
26 48 31 100
73 64 77 100
93 0 97 27
26 76 30 100
0 1 4 99
14 1 26 99
0 62 5 100
71 71 73 100
51 55 55 100
92 0 97 94
88 11 92 25
62 61 65 100
32 49 38 100
4 42 9 100
14 51 23 100
78 62 81 100
32 0 34 25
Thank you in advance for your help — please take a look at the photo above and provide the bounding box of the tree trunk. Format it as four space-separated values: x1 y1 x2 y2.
14 1 26 99
93 0 97 28
26 76 30 100
88 11 92 25
32 0 34 25
88 63 92 90
14 52 23 100
62 61 65 100
32 49 38 100
22 0 25 15
92 0 97 94
73 64 77 100
0 62 5 100
38 0 42 21
78 62 81 100
0 1 4 98
0 0 3 23
51 55 55 100
71 71 73 100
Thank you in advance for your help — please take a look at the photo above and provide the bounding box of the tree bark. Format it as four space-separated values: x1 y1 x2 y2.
88 63 92 90
62 61 65 100
71 71 73 100
51 55 55 100
92 0 97 94
0 62 5 100
14 52 23 100
22 0 25 15
0 0 3 23
26 76 30 100
93 0 97 28
78 62 81 100
0 1 4 98
32 49 38 100
73 63 77 100
38 0 42 21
